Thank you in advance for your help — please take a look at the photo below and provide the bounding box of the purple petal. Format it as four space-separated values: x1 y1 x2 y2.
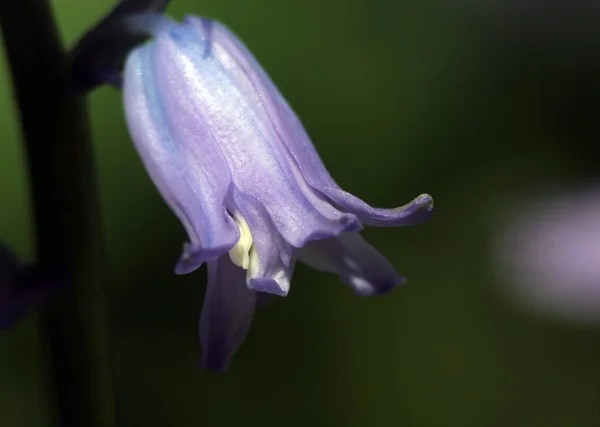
232 189 295 296
159 18 361 247
182 16 341 191
70 1 172 91
200 256 256 372
124 41 241 274
297 232 404 296
182 17 433 230
318 190 434 227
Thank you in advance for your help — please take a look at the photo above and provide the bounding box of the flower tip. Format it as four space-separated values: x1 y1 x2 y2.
416 193 434 211
353 273 405 297
248 278 289 297
174 243 233 275
174 248 203 274
174 257 203 275
400 193 435 226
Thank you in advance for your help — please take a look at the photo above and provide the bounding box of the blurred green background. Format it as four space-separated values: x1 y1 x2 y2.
2 0 600 426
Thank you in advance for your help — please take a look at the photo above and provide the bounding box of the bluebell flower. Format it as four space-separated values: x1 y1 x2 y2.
72 9 434 371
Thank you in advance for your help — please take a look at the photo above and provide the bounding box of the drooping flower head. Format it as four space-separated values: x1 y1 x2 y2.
72 4 434 371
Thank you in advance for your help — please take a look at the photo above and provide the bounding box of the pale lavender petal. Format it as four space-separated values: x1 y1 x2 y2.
232 189 295 296
124 43 240 274
184 17 340 191
298 232 404 296
183 17 433 229
177 17 361 247
200 256 256 372
319 190 434 227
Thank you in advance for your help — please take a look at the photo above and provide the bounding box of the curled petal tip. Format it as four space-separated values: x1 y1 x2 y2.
175 254 205 275
415 193 434 210
411 193 435 219
403 193 434 214
174 243 202 275
174 261 200 276
316 187 434 227
391 193 435 226
174 240 239 275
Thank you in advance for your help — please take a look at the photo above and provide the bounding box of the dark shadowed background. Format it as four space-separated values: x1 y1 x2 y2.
2 0 600 426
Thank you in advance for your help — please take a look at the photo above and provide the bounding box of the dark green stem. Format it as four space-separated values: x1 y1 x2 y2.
0 2 116 427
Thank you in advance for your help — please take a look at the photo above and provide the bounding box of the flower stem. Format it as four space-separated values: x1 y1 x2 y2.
0 2 116 427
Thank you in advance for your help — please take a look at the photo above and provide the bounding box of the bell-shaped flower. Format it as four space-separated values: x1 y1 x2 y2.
71 11 434 371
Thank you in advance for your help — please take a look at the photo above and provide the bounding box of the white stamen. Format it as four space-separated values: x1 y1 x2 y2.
247 245 259 279
228 214 253 269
